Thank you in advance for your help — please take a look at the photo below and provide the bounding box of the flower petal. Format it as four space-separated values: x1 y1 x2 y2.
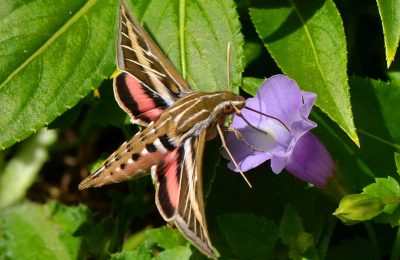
290 119 317 139
271 152 289 173
254 75 304 124
300 91 317 117
229 152 272 172
285 132 334 188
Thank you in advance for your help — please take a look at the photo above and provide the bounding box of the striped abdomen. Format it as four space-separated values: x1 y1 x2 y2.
78 120 176 189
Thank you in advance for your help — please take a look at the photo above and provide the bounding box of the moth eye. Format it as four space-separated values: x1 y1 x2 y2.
224 105 234 114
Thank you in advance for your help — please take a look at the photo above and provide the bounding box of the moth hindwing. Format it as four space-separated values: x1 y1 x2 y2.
78 1 245 258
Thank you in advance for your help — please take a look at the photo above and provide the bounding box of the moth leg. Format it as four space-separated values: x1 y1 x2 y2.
217 124 252 188
223 127 263 152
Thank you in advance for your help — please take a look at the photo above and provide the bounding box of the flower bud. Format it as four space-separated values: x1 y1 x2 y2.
333 194 384 225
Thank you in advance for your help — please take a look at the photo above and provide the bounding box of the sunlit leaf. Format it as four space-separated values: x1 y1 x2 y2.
130 0 244 92
0 0 117 149
249 0 358 144
376 0 400 67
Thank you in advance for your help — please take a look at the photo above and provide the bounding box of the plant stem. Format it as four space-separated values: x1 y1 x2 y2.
382 196 400 204
364 222 380 259
390 226 400 260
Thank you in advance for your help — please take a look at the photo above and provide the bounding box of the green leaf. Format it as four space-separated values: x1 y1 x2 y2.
113 238 156 260
108 180 153 252
389 71 400 83
374 205 400 227
0 0 85 84
48 103 83 130
112 228 192 260
243 41 263 68
0 129 57 208
241 77 264 96
218 213 278 258
46 202 90 258
75 216 116 256
249 0 358 144
350 76 400 147
279 205 317 259
0 0 117 149
111 249 152 260
362 177 400 226
395 153 400 176
0 202 88 260
279 205 305 244
158 246 192 260
130 0 244 93
363 177 400 214
376 0 400 67
346 76 400 185
146 226 188 250
86 80 129 128
123 228 148 251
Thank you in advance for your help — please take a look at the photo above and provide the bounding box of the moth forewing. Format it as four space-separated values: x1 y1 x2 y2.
118 2 190 97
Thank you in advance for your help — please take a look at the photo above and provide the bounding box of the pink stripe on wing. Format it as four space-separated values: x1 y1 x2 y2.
163 150 180 208
141 108 164 122
125 74 158 113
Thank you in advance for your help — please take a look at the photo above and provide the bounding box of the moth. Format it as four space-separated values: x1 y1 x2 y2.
79 2 245 258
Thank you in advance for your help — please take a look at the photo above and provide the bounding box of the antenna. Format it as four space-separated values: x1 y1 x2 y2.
226 42 231 90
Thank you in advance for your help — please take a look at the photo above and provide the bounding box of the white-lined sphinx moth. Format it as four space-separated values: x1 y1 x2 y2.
79 2 244 258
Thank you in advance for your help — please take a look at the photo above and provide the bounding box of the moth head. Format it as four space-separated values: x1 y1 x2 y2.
221 93 245 115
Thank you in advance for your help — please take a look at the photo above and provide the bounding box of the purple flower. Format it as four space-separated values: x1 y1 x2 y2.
224 75 334 188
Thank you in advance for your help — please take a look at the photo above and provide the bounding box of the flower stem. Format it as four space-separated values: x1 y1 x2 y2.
325 168 351 201
382 196 400 204
364 222 380 259
390 226 400 260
